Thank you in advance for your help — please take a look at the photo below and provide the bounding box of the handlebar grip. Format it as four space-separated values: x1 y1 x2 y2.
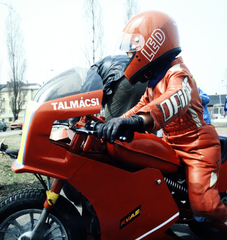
93 122 134 143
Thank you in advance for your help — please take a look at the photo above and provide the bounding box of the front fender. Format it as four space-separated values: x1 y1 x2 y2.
54 194 86 238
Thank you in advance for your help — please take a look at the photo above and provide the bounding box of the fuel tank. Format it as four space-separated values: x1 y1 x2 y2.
107 132 181 173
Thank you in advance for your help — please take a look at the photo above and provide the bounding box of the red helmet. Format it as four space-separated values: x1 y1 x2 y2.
120 11 181 84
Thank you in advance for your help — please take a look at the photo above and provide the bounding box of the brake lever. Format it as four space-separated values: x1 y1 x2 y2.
70 125 95 135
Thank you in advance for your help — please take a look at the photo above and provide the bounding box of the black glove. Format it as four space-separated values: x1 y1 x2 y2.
96 115 145 143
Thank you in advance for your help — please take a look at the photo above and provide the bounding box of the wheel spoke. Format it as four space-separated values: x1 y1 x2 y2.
44 224 66 239
47 217 54 225
30 212 35 230
9 219 23 235
0 228 19 239
47 232 66 240
44 224 59 236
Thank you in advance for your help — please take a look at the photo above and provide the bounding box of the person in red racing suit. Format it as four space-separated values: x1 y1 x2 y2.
121 56 227 224
96 10 227 231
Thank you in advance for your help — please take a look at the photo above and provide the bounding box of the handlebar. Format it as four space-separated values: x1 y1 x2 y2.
70 121 134 143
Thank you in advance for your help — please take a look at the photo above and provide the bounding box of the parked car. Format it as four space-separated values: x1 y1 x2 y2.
0 121 8 131
9 119 23 130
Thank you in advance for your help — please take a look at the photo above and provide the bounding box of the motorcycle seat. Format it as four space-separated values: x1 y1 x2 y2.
108 132 181 173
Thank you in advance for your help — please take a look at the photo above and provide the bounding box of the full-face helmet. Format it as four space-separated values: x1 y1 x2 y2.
120 11 181 84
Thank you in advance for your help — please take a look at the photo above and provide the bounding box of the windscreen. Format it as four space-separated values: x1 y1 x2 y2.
33 67 104 103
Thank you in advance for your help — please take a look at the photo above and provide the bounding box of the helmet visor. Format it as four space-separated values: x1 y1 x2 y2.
119 33 145 52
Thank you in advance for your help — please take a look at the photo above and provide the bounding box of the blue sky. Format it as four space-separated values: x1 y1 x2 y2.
0 0 227 95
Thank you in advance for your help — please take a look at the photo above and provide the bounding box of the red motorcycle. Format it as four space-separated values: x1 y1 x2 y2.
0 68 227 240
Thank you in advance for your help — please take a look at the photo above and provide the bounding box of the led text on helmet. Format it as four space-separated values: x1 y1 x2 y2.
141 29 165 62
51 97 100 110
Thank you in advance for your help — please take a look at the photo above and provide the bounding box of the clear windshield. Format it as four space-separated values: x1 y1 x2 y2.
33 67 104 103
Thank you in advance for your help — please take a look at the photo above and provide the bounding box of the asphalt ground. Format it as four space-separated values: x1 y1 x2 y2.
215 127 227 136
0 129 22 137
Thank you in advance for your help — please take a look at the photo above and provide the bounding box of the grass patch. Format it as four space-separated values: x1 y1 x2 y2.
0 133 42 200
1 133 21 150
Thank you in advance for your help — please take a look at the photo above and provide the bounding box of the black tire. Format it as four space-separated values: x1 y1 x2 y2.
2 127 6 132
11 128 14 130
0 188 86 239
188 191 227 240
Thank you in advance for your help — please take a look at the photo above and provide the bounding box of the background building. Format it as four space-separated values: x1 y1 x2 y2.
0 83 40 123
208 94 226 119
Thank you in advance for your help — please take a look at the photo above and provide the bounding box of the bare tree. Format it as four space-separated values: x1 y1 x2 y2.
0 2 17 117
5 8 27 121
124 0 140 24
83 0 104 66
0 2 17 13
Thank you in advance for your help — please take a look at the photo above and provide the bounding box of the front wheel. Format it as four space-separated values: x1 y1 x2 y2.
0 188 84 239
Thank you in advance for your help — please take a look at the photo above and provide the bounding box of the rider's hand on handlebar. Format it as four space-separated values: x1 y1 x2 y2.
96 115 145 143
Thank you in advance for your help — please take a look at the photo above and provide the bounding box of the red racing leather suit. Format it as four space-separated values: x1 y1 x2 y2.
122 57 227 223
